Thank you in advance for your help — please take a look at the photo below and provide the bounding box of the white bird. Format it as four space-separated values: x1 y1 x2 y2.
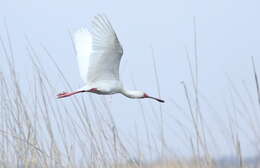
57 15 164 103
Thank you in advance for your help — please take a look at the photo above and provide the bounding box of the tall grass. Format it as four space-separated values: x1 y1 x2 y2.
0 26 260 168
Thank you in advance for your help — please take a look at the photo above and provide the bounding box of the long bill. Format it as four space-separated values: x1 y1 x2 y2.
146 95 165 103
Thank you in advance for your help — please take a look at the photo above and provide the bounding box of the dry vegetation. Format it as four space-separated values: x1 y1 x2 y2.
0 25 260 168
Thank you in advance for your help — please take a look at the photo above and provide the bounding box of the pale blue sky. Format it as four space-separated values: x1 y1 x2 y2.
1 0 260 159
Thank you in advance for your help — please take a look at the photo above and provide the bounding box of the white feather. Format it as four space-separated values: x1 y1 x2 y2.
74 28 92 83
73 14 123 85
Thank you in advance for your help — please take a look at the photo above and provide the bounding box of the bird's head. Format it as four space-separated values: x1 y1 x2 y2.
122 90 165 103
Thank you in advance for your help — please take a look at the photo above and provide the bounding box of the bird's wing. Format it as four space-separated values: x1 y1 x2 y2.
74 28 92 83
73 15 123 84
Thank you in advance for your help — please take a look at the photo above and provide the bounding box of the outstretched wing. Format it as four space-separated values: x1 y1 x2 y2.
74 28 92 83
73 15 123 84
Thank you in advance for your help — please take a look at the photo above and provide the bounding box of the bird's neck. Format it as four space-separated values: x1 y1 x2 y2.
121 89 140 99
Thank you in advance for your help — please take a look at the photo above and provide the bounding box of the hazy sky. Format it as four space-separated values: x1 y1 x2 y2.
1 0 260 159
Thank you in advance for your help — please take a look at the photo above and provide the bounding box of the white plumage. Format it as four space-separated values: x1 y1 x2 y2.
74 15 123 84
57 14 164 103
73 28 92 83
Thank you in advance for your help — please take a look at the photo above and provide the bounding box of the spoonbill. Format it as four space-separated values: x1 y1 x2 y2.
57 15 164 103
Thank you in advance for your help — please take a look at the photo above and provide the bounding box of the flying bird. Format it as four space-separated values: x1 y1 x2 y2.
57 15 164 103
